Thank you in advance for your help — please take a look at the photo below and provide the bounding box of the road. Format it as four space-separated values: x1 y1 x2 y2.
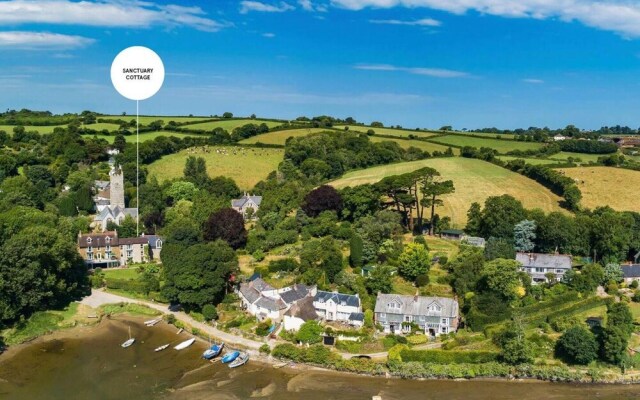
81 289 267 351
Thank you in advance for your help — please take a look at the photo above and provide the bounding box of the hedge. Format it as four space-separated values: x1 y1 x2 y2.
400 349 499 364
104 277 146 293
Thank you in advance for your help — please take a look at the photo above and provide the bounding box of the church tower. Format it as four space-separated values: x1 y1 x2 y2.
109 166 125 208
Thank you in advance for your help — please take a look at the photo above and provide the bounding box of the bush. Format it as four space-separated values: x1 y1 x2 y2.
400 349 499 364
255 319 273 336
252 249 265 262
631 280 639 289
388 344 409 362
259 344 271 355
90 273 104 288
272 343 301 360
296 320 323 344
268 258 299 273
416 274 430 287
104 277 147 293
406 335 428 345
555 326 598 365
633 291 640 303
202 304 218 321
165 314 176 324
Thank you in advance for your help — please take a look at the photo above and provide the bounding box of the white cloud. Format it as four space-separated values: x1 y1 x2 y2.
262 32 276 37
369 18 440 27
298 0 328 12
240 1 295 14
331 0 640 38
0 31 94 49
0 0 227 32
523 78 544 84
355 63 468 78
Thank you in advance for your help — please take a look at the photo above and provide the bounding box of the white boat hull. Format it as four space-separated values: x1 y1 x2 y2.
121 338 135 348
174 338 196 350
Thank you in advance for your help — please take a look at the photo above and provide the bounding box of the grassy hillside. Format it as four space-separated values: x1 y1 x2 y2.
181 119 283 131
458 131 517 139
239 128 331 145
557 166 640 212
497 156 562 165
334 125 439 138
369 136 460 154
428 134 543 153
147 146 283 189
82 131 206 143
103 115 213 125
330 157 565 226
0 124 65 134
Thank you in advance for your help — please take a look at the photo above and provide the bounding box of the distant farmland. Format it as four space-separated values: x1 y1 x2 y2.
82 131 206 143
557 166 640 212
335 125 439 139
368 136 459 155
103 115 214 125
428 134 543 153
181 119 283 131
147 146 284 190
240 128 331 145
330 157 565 226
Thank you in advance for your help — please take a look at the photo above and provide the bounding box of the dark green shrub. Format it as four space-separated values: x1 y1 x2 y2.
259 344 271 355
202 304 218 321
400 349 499 364
416 274 430 287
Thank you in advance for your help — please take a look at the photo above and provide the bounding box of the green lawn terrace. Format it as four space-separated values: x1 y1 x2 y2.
147 146 284 190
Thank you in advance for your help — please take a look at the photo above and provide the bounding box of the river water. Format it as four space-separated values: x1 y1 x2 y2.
0 317 639 400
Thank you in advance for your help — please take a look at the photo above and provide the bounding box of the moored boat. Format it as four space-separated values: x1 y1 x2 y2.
228 352 249 368
144 318 161 326
203 342 224 360
221 350 240 364
174 338 196 350
154 344 169 352
121 326 135 348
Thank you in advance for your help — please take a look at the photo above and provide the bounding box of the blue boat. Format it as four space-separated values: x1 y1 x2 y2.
221 351 240 364
202 342 224 360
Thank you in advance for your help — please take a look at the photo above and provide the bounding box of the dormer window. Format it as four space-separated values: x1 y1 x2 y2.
106 237 111 243
86 237 92 244
156 239 162 249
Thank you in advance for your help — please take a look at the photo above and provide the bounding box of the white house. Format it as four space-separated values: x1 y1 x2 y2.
231 193 262 220
283 297 318 331
237 277 313 322
374 293 459 337
516 252 572 284
553 134 567 141
313 291 363 327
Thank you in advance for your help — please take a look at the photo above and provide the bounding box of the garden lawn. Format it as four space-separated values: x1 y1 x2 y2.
330 157 564 226
427 134 543 153
240 128 330 145
556 166 640 212
147 146 284 190
369 136 460 154
180 119 283 131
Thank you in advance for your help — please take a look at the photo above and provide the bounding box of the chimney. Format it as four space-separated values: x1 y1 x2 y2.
414 289 419 302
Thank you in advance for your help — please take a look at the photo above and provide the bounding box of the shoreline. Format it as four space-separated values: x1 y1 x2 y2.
2 310 639 386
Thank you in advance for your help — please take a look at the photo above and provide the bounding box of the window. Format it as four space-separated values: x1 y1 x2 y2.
556 269 564 274
405 316 411 322
441 318 447 324
535 267 545 273
106 237 111 243
156 239 162 249
87 246 93 252
88 253 93 261
86 237 92 244
106 245 111 251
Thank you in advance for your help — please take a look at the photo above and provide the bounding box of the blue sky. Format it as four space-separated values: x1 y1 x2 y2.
2 0 640 129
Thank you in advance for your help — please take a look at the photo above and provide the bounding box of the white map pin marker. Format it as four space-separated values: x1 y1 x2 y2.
111 46 164 101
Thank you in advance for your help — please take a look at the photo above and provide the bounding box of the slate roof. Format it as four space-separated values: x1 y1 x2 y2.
374 293 458 318
251 277 275 293
94 180 110 191
144 235 163 249
239 284 261 304
119 237 149 245
280 284 311 305
465 236 486 247
77 231 118 248
255 296 287 312
516 252 572 270
622 265 640 278
314 290 360 308
231 194 262 208
94 205 138 222
348 312 365 322
284 296 317 321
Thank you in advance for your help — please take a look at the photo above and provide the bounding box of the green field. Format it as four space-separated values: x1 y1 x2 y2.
548 152 605 163
103 115 214 125
369 136 460 155
147 146 284 189
557 166 640 213
330 157 565 226
497 156 562 165
84 123 121 131
335 125 439 139
181 119 284 131
427 134 543 153
239 128 331 145
459 131 517 140
0 124 66 134
82 131 206 143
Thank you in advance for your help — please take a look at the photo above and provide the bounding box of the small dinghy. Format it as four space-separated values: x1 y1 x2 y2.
203 342 224 360
121 327 135 348
174 338 196 350
221 351 240 364
154 344 169 352
144 318 161 326
228 352 249 368
176 328 184 334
